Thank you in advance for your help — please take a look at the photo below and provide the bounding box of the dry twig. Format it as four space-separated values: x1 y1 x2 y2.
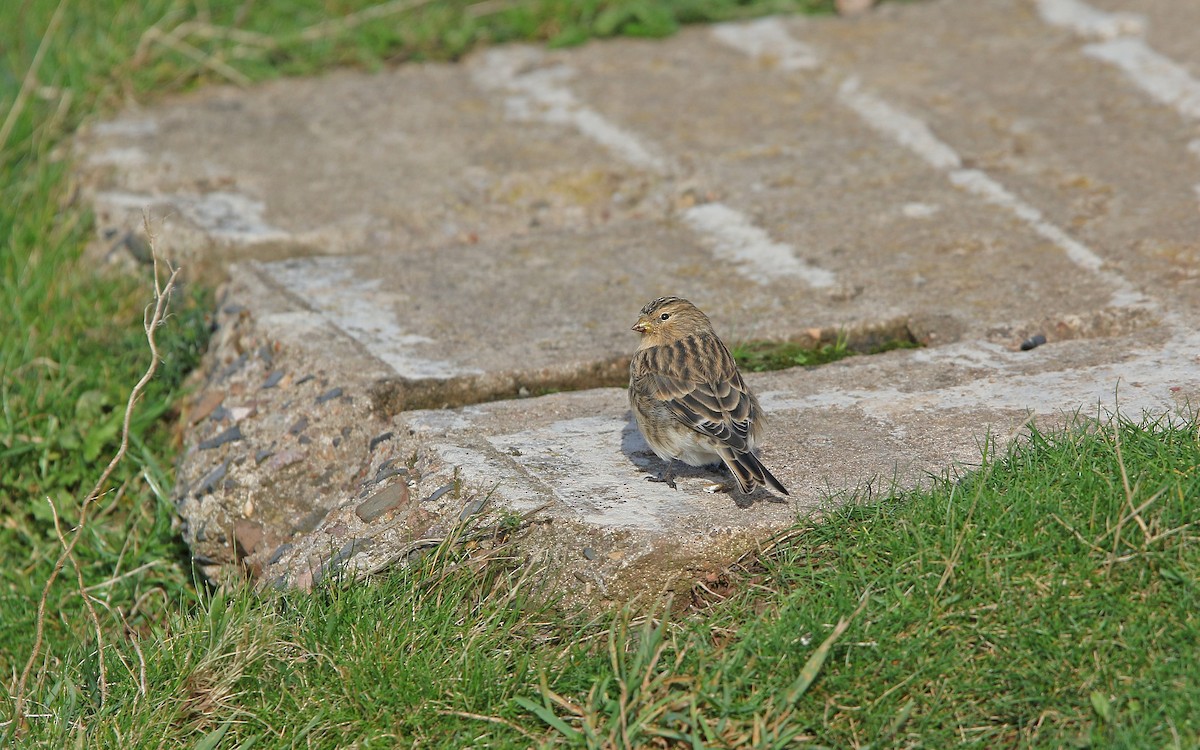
11 229 180 733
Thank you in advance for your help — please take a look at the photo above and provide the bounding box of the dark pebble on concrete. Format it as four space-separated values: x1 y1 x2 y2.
1021 334 1048 351
369 431 394 451
316 386 344 404
423 483 455 504
198 424 244 450
194 460 229 496
356 483 410 523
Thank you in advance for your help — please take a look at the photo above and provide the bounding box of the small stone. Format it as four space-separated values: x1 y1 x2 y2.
233 518 264 558
195 461 229 496
264 447 305 472
188 391 226 425
369 431 394 451
219 353 249 381
582 547 597 560
295 374 315 386
262 370 285 389
458 496 488 521
423 483 456 504
356 483 410 523
289 416 309 435
1020 334 1048 351
374 464 408 483
255 448 273 464
198 424 244 450
228 405 256 422
316 386 343 404
267 543 293 565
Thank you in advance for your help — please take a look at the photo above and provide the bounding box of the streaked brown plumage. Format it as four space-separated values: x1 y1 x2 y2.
629 296 789 496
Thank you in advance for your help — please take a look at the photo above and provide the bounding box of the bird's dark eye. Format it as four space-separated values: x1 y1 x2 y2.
660 312 671 321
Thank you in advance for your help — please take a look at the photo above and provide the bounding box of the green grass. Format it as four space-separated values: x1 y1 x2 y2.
9 415 1199 747
732 332 921 372
3 0 1198 747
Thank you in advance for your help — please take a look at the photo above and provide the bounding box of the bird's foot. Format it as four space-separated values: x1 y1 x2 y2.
645 468 678 489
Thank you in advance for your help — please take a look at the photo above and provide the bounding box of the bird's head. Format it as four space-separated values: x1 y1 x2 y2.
632 296 711 346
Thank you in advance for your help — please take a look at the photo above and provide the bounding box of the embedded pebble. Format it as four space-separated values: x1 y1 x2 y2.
1020 333 1047 351
267 543 293 565
195 461 229 496
229 405 256 422
219 353 249 381
316 386 344 404
458 496 488 521
262 370 285 389
356 483 410 523
264 447 305 472
198 424 243 450
369 431 394 451
374 464 408 483
423 483 455 504
289 416 309 435
198 424 242 446
233 518 264 557
583 547 597 560
188 391 226 425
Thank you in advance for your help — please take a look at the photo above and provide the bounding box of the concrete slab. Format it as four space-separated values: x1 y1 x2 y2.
78 0 1200 598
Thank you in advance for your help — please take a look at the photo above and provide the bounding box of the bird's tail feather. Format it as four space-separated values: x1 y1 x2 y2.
724 450 789 496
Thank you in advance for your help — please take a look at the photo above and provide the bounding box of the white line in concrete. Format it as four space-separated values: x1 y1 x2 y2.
1082 37 1200 122
1033 0 1145 40
838 77 961 171
475 44 834 289
837 78 1151 306
95 190 289 243
761 327 1200 426
683 203 836 287
710 17 820 72
472 46 668 172
264 257 483 379
947 169 1103 273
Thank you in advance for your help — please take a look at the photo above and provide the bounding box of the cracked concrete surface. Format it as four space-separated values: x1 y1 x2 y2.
76 0 1200 602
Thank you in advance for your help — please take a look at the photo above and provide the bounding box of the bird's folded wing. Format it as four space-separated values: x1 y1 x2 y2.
648 370 753 452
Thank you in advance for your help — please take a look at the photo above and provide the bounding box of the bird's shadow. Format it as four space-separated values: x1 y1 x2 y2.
619 412 783 509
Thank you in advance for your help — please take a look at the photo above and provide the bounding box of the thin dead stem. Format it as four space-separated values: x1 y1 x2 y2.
11 229 180 733
47 496 109 707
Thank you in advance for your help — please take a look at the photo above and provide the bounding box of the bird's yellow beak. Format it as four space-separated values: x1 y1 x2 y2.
632 319 650 333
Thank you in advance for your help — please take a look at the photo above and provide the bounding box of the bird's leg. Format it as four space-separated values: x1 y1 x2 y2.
645 461 678 489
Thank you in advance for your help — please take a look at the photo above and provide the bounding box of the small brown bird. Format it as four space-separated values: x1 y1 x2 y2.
629 296 789 496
